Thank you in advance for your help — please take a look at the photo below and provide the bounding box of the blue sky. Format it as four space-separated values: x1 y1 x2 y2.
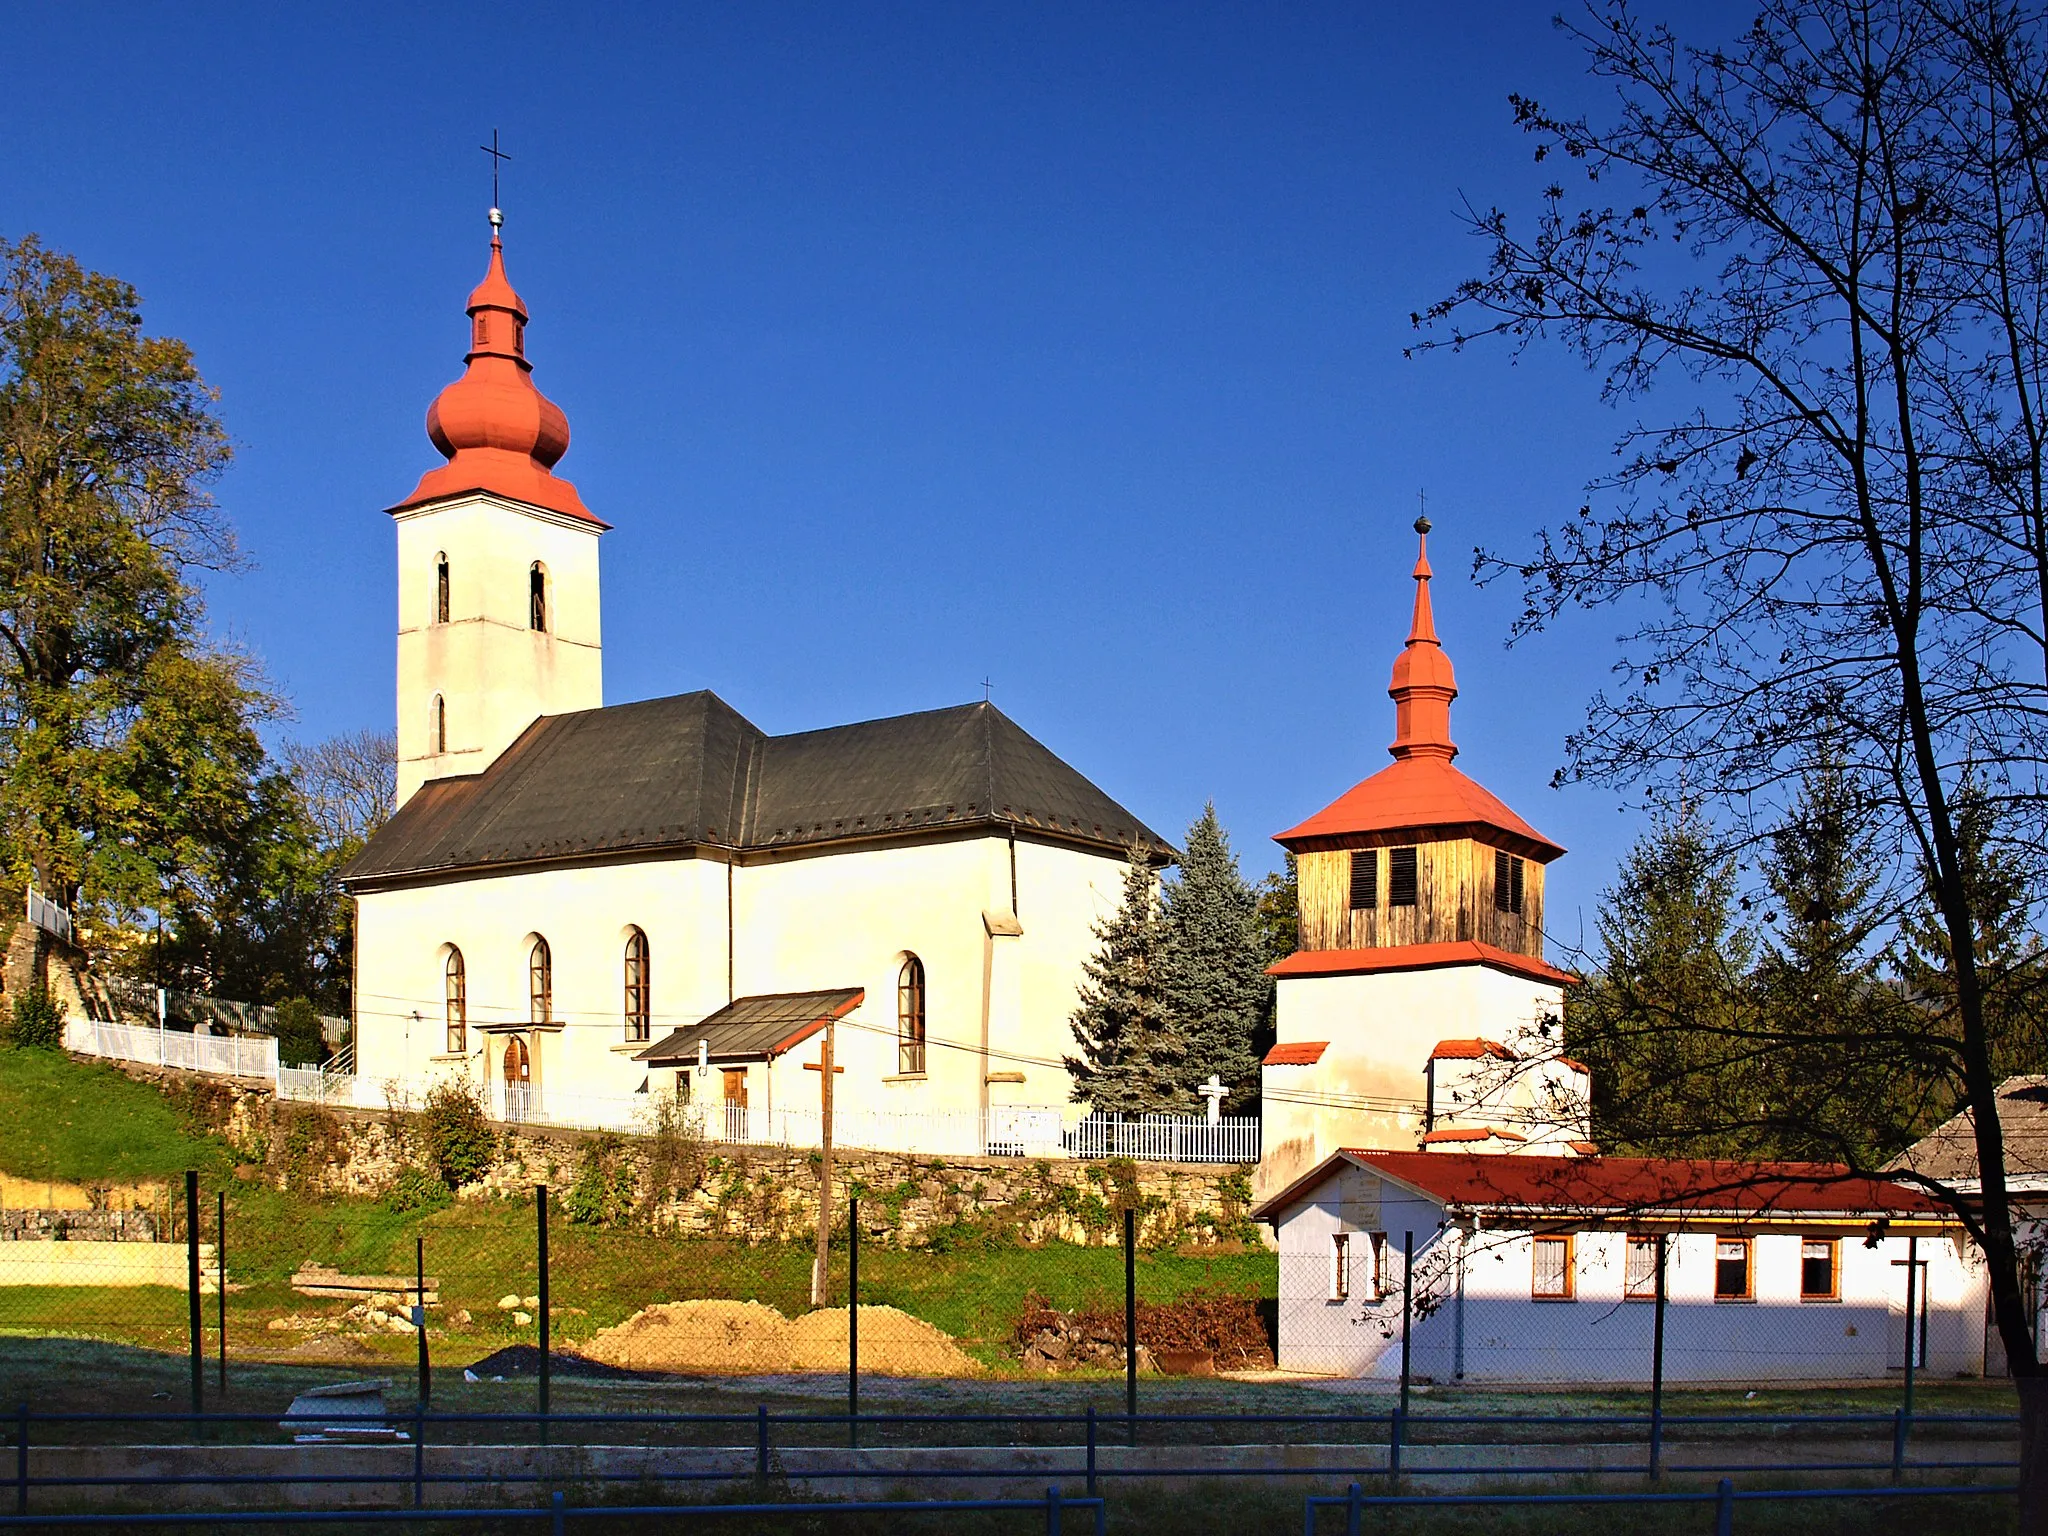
1 3 1733 945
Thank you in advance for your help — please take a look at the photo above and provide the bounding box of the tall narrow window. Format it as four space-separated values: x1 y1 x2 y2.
623 928 650 1043
529 562 548 632
1801 1238 1839 1300
1494 849 1525 915
444 949 466 1054
1330 1233 1351 1301
898 955 927 1074
1532 1234 1575 1300
1388 846 1419 907
529 936 552 1026
432 695 447 754
435 553 450 624
1715 1236 1753 1300
1348 849 1378 911
1625 1235 1660 1300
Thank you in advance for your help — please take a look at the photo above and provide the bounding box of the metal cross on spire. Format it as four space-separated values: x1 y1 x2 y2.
480 130 512 227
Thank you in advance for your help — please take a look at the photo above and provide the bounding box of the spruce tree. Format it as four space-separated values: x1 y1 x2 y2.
1065 851 1186 1113
1157 804 1269 1112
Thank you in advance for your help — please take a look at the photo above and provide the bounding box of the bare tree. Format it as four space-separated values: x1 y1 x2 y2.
284 728 396 853
1417 1 2048 1514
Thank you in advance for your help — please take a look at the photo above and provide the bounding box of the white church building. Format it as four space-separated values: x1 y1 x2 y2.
340 221 1171 1156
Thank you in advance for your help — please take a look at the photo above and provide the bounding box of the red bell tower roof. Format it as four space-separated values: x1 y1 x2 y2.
390 217 606 527
1275 518 1564 862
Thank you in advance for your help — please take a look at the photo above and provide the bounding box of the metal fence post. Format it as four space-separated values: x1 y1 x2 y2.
1902 1232 1919 1428
1890 1407 1907 1482
550 1488 565 1536
13 1403 25 1515
848 1194 859 1450
1650 1232 1667 1480
1714 1476 1734 1536
756 1404 769 1488
1399 1231 1414 1425
1345 1480 1363 1536
413 1397 425 1508
1123 1206 1138 1446
536 1183 550 1443
215 1190 227 1396
416 1234 431 1408
1045 1484 1063 1536
184 1170 202 1418
1086 1404 1097 1497
1387 1409 1401 1488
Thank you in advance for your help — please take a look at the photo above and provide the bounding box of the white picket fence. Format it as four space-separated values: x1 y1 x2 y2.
272 1067 1258 1163
69 1013 1260 1165
64 1018 277 1080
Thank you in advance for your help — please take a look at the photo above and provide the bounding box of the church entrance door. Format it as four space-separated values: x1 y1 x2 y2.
721 1067 748 1142
504 1036 532 1123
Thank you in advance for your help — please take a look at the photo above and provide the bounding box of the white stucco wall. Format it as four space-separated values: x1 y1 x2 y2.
1258 967 1567 1199
353 830 1131 1143
1269 1165 1986 1382
394 493 603 804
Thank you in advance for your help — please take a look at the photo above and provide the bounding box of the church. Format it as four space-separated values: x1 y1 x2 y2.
341 218 1169 1154
1255 520 1590 1199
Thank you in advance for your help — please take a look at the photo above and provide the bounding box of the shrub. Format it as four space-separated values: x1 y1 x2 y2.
420 1077 495 1190
386 1165 452 1215
564 1131 638 1226
272 997 326 1068
6 985 63 1049
638 1092 708 1211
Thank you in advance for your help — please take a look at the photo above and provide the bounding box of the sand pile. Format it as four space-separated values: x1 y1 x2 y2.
788 1305 983 1376
584 1300 980 1376
585 1300 794 1372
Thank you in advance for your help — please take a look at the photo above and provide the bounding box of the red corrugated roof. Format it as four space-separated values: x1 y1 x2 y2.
1263 1041 1329 1066
1421 1126 1524 1144
1430 1038 1514 1061
1252 1149 1950 1223
1355 1151 1946 1215
1274 754 1565 861
1269 941 1577 987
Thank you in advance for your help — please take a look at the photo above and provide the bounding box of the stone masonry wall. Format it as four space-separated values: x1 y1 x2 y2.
102 1061 1265 1250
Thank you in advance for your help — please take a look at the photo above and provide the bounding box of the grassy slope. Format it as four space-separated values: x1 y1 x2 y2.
0 1045 227 1182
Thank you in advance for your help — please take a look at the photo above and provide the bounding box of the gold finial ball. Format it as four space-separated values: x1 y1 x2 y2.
1414 515 1432 535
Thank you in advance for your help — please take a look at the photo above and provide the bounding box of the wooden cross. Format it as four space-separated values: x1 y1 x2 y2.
480 130 512 210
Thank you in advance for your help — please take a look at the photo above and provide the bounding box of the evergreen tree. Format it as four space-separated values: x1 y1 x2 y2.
1254 852 1298 966
1157 804 1269 1112
1749 752 1934 1162
1566 807 1759 1155
1065 851 1186 1113
1900 783 2048 1086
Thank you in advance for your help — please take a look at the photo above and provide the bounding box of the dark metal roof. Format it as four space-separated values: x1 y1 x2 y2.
344 695 1167 885
634 988 863 1065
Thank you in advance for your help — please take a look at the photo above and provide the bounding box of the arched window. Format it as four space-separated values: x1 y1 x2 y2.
623 927 650 1043
435 553 450 624
529 936 552 1026
897 955 926 1075
529 562 548 632
444 949 466 1054
432 695 447 754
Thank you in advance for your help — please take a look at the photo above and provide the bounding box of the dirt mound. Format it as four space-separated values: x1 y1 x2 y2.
460 1344 639 1380
585 1300 795 1372
583 1300 980 1376
788 1306 983 1376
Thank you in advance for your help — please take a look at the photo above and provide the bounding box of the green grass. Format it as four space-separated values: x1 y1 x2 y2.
0 1045 228 1182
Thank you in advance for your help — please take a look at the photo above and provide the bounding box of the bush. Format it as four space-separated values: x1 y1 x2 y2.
564 1131 638 1226
6 986 63 1049
272 996 326 1068
639 1092 708 1210
420 1077 495 1190
386 1165 452 1214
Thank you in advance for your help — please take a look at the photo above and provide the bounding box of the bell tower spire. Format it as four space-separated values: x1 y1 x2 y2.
1387 515 1458 761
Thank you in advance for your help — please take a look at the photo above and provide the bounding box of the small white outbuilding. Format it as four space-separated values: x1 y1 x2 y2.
1252 1150 1981 1384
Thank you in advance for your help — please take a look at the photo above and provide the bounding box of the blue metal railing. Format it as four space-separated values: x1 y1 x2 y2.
1303 1477 2016 1535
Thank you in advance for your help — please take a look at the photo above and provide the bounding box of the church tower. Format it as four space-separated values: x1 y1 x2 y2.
389 215 605 805
1256 518 1585 1198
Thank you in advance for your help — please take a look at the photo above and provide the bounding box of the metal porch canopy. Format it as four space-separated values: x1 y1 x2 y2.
634 988 863 1067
